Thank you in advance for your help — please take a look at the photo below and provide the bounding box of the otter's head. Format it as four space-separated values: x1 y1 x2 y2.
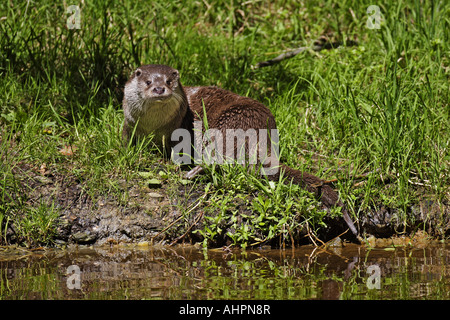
125 64 183 103
123 64 187 125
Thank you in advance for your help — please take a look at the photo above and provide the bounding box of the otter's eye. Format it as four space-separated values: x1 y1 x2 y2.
166 80 172 86
136 70 142 77
146 80 152 86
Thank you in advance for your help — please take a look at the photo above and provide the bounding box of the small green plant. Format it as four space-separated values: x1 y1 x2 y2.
13 200 60 247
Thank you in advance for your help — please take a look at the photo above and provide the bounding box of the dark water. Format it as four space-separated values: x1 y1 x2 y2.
1 243 449 300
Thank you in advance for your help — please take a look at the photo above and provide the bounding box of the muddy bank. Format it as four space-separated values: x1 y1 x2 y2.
5 162 449 247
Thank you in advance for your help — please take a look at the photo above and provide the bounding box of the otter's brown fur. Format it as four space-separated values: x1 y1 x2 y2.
122 64 359 238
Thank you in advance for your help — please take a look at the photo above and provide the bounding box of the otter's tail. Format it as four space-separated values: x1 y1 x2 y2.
271 164 359 238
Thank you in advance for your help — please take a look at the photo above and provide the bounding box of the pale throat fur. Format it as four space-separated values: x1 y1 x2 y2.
123 70 187 148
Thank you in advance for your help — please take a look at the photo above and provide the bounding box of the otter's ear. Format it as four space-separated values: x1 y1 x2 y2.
135 69 142 77
172 70 179 78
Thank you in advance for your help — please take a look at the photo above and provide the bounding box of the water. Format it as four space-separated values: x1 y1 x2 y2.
1 243 449 300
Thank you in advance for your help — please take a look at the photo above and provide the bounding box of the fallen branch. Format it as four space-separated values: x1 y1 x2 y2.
169 209 204 246
254 36 358 68
151 190 208 243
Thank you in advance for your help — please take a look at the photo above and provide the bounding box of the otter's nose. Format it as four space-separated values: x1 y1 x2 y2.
153 87 165 95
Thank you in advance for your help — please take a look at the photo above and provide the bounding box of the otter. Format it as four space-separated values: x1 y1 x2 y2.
123 64 359 239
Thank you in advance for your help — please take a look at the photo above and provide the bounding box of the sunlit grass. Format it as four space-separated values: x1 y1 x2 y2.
0 0 448 247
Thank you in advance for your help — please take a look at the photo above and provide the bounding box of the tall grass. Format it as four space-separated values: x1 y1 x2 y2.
0 0 448 246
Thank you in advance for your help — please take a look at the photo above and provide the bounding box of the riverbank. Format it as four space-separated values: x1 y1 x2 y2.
2 155 448 248
1 1 448 248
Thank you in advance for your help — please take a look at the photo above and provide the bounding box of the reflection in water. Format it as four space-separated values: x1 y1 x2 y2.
0 243 449 299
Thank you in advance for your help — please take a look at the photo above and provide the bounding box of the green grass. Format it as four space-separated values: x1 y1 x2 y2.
0 0 448 247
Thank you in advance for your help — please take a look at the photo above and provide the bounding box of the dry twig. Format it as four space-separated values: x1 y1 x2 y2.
254 36 358 68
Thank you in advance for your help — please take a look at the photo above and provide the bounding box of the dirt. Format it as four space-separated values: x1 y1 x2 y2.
5 161 449 247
